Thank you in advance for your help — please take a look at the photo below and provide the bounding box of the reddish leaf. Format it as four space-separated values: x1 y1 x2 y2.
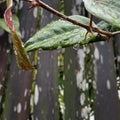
4 7 15 32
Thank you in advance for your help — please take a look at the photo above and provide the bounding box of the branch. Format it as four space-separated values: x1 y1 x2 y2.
24 0 120 38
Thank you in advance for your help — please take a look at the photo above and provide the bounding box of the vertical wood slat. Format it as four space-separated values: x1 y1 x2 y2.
64 48 81 120
33 0 59 120
94 41 120 120
64 1 95 120
2 1 38 119
64 0 84 120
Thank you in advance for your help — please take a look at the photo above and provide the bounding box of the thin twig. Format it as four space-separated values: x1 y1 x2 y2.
24 0 120 38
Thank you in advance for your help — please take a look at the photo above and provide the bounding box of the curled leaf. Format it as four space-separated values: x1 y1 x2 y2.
4 0 15 32
11 32 33 70
4 0 33 70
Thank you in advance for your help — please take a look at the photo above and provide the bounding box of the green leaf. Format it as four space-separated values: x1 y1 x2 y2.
25 15 101 51
0 15 21 36
0 18 10 32
83 0 120 28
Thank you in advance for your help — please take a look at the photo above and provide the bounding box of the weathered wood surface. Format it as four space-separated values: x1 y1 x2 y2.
64 0 90 120
33 0 59 120
94 40 120 120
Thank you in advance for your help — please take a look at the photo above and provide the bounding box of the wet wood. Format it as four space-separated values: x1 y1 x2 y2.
94 40 120 120
33 0 59 120
64 0 83 119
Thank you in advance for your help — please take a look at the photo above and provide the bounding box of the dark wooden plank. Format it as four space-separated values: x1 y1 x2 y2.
64 47 81 120
64 1 95 120
64 1 85 120
94 40 120 120
34 51 58 120
33 0 59 120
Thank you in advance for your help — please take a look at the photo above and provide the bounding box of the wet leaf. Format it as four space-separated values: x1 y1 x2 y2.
84 0 120 28
25 15 101 51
